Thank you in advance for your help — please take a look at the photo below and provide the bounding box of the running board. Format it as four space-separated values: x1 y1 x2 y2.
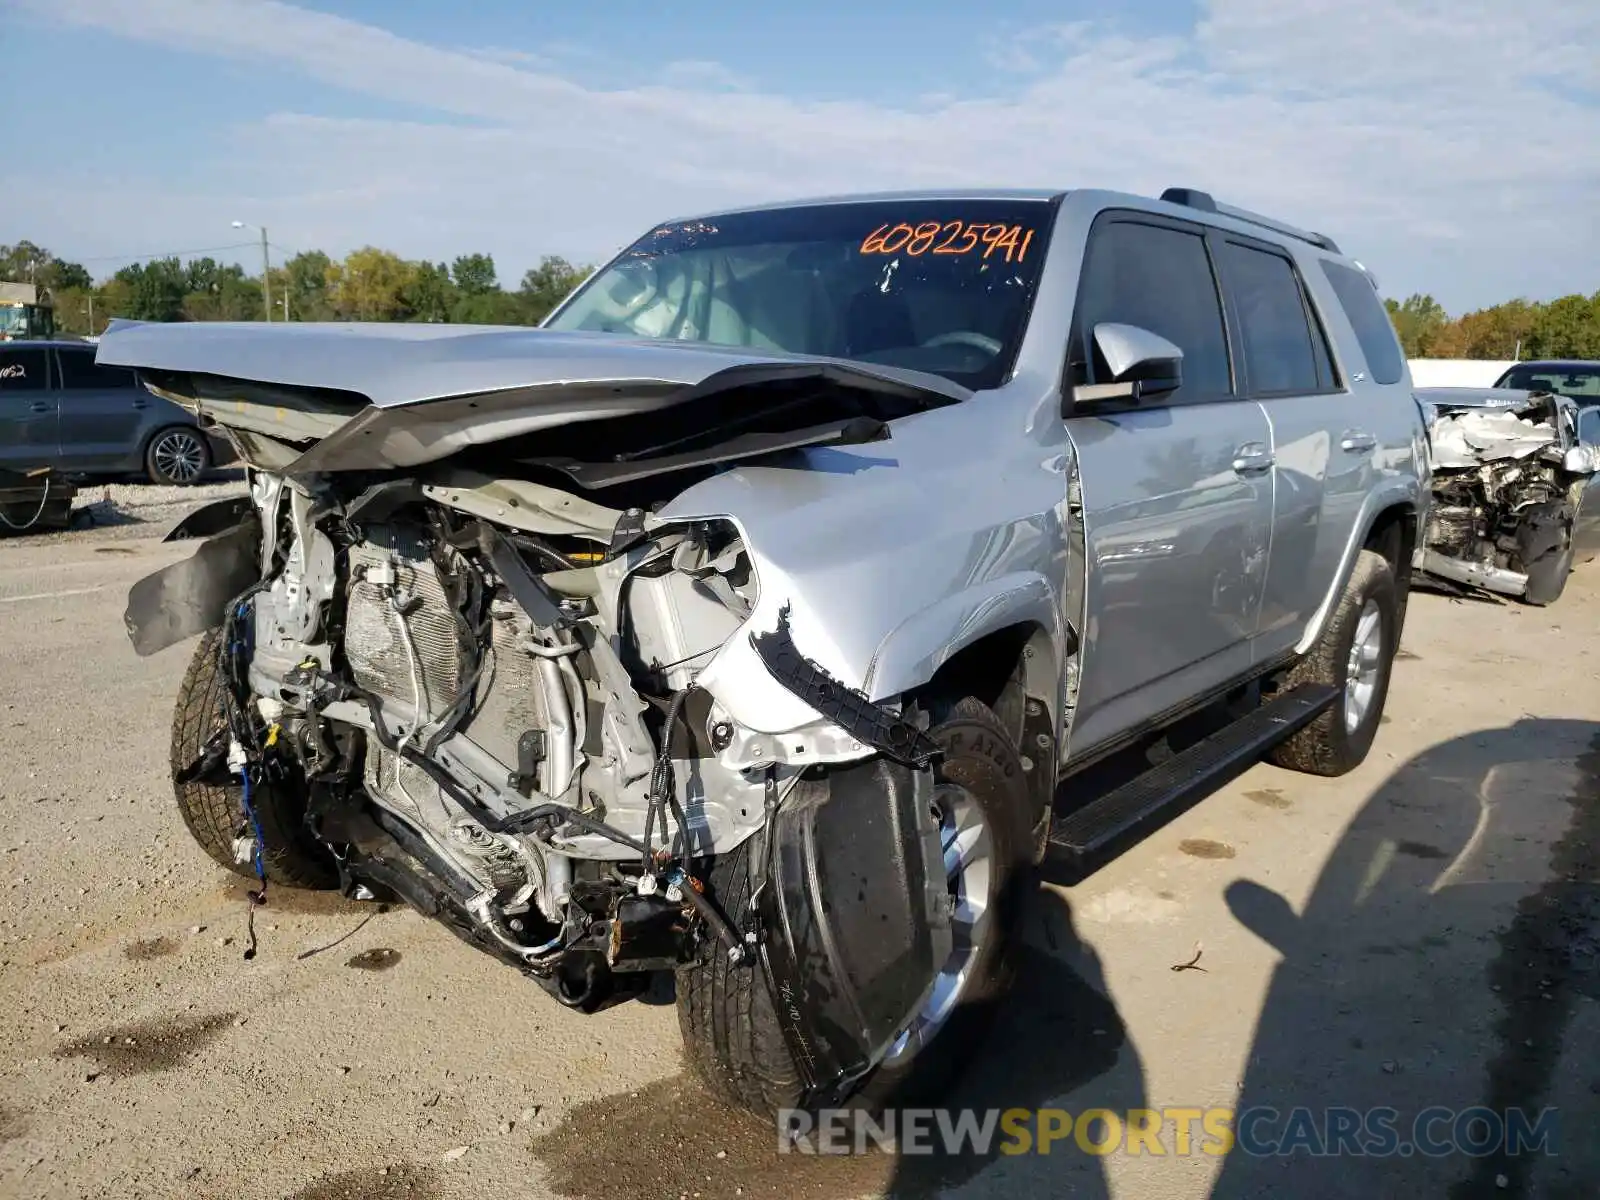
1047 683 1339 861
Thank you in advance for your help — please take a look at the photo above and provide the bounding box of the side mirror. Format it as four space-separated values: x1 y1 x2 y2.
1068 323 1183 410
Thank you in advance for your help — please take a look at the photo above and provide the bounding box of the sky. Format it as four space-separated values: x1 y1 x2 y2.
1 0 1596 312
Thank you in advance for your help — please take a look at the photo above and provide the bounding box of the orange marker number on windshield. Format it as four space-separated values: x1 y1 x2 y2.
860 221 1035 262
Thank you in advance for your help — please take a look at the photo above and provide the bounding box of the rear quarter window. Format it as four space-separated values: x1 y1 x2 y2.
1320 261 1404 385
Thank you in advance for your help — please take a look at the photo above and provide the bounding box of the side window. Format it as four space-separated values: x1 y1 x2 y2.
1321 260 1404 385
0 348 49 392
1218 241 1321 394
56 349 136 390
1075 219 1232 402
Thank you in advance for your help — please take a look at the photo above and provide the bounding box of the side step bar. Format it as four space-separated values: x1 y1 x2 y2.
1047 683 1340 861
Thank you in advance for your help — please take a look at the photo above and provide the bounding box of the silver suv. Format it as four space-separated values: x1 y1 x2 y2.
105 185 1426 1118
0 339 229 483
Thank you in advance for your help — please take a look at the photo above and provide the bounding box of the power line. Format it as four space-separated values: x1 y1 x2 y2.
71 241 264 264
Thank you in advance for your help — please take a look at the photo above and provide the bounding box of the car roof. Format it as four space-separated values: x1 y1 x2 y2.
1499 359 1600 371
0 339 93 350
657 186 1358 268
662 188 1067 224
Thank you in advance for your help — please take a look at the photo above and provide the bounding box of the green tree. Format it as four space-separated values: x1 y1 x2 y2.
405 261 456 323
1384 294 1449 357
450 253 498 297
0 241 93 296
283 250 334 321
1525 292 1600 360
326 247 415 321
518 256 588 324
113 257 188 322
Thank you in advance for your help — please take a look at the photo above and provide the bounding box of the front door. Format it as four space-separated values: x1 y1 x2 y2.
1063 214 1273 757
0 345 60 473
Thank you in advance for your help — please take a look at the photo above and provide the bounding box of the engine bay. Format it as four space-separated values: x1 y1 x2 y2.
188 464 787 1008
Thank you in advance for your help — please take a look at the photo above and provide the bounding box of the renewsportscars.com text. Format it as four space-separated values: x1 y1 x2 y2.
778 1105 1560 1159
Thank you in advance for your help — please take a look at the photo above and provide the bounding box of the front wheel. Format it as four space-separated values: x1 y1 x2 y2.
1268 549 1398 776
170 628 337 888
676 696 1033 1118
145 427 211 485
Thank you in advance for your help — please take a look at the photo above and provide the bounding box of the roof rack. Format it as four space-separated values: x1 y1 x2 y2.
1159 188 1341 255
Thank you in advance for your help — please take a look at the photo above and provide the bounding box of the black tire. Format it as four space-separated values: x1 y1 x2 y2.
1520 502 1575 606
1523 545 1573 607
1268 549 1397 777
144 426 211 485
171 628 337 889
676 696 1033 1118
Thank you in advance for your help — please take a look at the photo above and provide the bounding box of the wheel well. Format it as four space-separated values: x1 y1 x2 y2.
1363 502 1418 635
911 622 1059 840
914 625 1031 735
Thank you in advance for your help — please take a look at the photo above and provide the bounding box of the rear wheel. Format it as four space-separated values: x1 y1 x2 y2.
1268 549 1398 777
676 696 1032 1117
171 628 337 888
145 427 210 485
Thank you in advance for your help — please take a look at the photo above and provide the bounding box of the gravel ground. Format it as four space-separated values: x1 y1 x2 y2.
0 513 1597 1200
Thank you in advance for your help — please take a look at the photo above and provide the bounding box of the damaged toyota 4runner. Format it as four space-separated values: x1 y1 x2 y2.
104 187 1427 1117
1414 386 1600 606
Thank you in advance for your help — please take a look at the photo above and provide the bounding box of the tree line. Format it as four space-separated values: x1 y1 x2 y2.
5 238 1599 361
0 241 591 336
1384 291 1600 360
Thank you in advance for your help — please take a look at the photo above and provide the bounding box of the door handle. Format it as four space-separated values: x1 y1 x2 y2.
29 402 51 414
132 399 149 409
1340 431 1377 453
1231 443 1275 474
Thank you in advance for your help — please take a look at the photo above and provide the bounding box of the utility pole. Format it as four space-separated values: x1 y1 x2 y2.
232 221 273 321
85 295 94 336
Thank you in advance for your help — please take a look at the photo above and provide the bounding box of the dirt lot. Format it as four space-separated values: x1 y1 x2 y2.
1 500 1597 1200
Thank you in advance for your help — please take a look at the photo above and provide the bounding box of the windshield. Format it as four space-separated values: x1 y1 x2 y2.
1494 364 1600 398
0 307 26 337
545 198 1059 390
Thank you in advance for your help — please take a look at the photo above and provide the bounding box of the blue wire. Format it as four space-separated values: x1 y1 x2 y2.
241 769 267 882
232 598 267 886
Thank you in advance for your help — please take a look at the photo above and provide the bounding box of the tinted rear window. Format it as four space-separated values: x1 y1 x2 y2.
58 349 136 389
1320 261 1403 384
1220 242 1321 394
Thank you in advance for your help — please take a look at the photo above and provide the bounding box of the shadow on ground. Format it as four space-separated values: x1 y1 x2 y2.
1211 718 1600 1200
529 891 1140 1200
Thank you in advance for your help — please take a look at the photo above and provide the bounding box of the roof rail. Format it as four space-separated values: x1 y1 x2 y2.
1158 187 1341 255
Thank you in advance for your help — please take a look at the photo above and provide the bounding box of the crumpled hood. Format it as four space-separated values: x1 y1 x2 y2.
1415 386 1596 473
94 320 967 473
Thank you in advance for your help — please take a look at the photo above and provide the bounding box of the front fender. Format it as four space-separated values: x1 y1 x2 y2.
862 571 1064 701
1295 475 1426 656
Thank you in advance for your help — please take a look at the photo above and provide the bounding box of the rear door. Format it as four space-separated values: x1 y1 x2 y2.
1063 213 1275 756
1212 235 1341 663
52 345 147 471
0 345 60 472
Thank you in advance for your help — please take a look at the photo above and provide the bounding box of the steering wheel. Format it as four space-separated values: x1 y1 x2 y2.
593 260 659 324
920 331 1003 356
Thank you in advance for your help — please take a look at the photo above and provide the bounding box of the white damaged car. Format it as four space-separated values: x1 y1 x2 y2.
1415 386 1600 605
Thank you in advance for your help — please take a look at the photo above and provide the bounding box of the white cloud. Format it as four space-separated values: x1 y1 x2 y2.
5 0 1598 309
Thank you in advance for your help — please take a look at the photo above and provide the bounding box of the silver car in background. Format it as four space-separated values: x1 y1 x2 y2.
0 338 232 484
